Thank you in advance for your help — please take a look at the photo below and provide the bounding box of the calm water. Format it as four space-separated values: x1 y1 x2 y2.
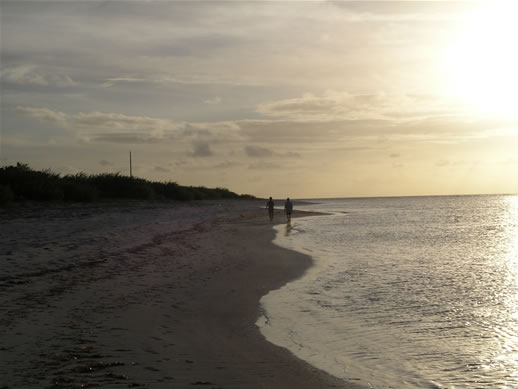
258 195 518 388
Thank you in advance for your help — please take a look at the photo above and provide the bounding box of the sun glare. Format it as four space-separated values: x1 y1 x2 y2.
443 1 518 119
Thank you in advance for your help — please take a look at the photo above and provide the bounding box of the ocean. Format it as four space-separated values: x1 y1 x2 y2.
258 195 518 389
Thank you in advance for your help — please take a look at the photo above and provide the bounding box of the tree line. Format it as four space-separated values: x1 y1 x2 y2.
0 163 254 205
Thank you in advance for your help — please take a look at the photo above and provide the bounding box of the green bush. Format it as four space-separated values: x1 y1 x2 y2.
0 184 14 205
86 173 156 200
62 181 98 202
0 163 254 204
152 181 187 200
0 164 63 201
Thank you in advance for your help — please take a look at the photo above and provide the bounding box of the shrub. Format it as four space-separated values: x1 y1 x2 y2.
87 173 156 200
0 163 254 204
152 181 184 200
62 181 99 202
0 164 63 201
0 184 14 205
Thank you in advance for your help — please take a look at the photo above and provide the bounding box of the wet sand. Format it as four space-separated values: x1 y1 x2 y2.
1 201 363 388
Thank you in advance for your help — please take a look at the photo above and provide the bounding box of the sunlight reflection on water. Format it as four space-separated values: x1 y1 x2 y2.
260 195 518 388
496 196 518 385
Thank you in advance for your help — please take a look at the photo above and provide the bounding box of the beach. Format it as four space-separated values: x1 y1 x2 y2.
1 200 360 389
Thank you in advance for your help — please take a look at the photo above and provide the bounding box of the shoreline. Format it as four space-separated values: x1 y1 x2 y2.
1 201 363 388
142 208 361 388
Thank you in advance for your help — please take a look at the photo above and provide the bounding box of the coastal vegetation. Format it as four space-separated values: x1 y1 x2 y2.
0 163 254 205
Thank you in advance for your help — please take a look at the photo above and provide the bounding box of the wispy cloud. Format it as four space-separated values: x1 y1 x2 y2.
16 106 179 140
1 65 76 87
191 140 213 157
248 161 280 170
245 145 273 158
87 133 165 144
204 96 221 105
99 159 112 166
16 107 68 126
257 92 458 122
213 161 240 169
101 77 147 88
154 166 170 173
245 145 300 158
17 103 518 151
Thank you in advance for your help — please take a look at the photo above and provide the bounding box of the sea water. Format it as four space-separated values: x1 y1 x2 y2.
258 195 518 388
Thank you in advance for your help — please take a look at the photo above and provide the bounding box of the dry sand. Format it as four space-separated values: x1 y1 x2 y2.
1 201 364 388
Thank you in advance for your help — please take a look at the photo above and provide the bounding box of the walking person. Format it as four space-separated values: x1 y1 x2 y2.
284 197 293 223
266 197 275 221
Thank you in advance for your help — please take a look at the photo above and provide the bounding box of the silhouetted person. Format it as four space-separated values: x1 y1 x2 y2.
266 197 275 221
284 197 293 223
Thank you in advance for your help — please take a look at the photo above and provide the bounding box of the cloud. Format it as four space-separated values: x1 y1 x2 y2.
70 112 171 134
101 76 251 88
328 1 472 23
16 106 68 126
245 145 273 157
1 0 478 107
257 94 340 119
245 145 300 158
154 166 170 173
256 92 457 122
15 100 518 153
248 161 280 170
497 159 518 165
275 151 301 158
191 140 213 157
16 106 247 145
4 1 434 95
239 119 378 143
99 159 112 166
1 65 76 87
16 106 180 142
88 133 164 144
213 161 240 169
101 77 148 88
16 106 174 132
182 125 212 137
175 160 189 167
204 96 222 105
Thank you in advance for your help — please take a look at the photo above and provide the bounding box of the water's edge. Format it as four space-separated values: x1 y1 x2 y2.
256 214 376 389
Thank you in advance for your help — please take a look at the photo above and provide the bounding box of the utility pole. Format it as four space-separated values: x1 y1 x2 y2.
129 151 133 178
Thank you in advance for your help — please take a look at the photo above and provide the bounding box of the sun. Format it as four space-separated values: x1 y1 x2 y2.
443 1 518 119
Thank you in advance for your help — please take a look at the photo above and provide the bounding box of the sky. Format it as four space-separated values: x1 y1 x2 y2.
1 1 518 198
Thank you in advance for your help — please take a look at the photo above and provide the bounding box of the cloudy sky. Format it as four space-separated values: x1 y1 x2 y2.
1 1 517 198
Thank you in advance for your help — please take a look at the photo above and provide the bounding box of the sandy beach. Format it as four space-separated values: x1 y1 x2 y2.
1 200 362 389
